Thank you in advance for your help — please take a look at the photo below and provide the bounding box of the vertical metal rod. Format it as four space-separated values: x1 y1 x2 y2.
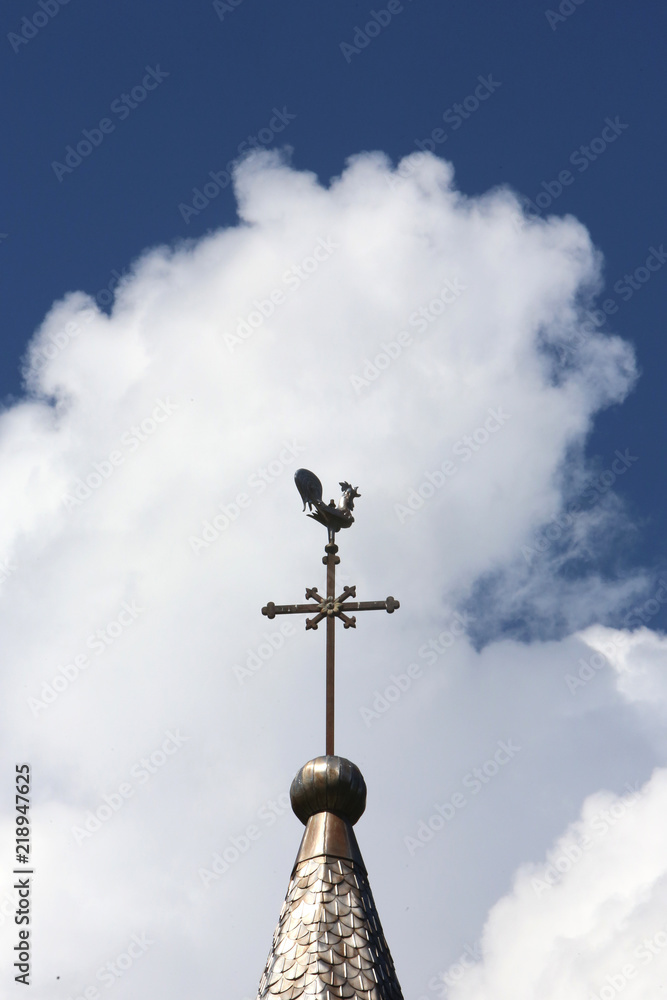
325 531 337 756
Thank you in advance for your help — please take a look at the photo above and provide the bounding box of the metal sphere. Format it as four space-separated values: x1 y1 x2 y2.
290 756 367 826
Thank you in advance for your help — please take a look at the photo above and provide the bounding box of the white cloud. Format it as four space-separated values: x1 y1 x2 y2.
0 149 659 998
447 767 667 1000
581 622 667 713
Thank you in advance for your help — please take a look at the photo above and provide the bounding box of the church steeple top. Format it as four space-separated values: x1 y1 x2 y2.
254 471 404 1000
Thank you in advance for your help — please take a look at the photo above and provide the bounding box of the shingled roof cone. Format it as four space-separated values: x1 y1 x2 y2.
255 756 404 1000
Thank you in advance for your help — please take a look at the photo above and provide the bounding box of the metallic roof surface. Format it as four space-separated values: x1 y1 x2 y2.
255 757 404 1000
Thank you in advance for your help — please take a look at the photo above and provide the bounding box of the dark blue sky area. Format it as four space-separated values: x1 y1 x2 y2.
1 0 666 618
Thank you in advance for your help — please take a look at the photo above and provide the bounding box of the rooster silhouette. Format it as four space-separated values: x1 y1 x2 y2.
294 469 360 532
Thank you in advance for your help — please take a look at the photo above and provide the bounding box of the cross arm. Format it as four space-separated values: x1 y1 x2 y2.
261 588 400 631
338 597 400 613
330 595 400 629
261 601 318 619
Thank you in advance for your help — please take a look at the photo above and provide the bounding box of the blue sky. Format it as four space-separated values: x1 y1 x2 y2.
2 3 667 999
3 0 666 617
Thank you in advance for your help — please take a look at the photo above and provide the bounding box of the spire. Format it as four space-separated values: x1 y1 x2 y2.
255 757 404 999
255 471 404 999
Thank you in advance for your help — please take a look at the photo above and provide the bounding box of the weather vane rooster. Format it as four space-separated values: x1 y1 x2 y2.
294 468 360 538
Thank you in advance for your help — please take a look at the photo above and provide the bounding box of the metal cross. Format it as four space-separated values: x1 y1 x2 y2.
262 470 399 756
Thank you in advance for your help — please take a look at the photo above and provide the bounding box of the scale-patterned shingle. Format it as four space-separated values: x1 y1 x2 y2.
256 855 404 1000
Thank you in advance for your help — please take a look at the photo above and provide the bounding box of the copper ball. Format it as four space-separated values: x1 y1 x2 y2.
290 756 367 826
